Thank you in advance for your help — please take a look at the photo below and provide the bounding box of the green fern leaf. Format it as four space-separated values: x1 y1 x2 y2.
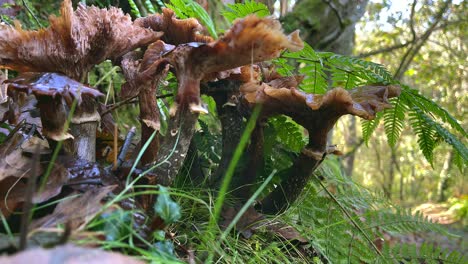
415 108 468 162
362 112 383 145
268 115 306 153
166 0 218 38
280 43 329 93
384 97 407 147
222 0 270 23
409 107 438 165
403 87 467 138
383 242 467 263
127 0 141 18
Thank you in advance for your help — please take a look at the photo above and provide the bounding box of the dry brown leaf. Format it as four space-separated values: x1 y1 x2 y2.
0 132 42 182
0 244 144 264
32 185 116 230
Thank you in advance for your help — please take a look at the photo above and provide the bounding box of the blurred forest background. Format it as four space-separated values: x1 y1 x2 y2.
0 0 466 262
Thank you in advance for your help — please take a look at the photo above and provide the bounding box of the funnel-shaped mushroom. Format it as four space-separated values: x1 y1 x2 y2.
241 81 401 213
135 8 213 45
0 0 161 162
0 0 161 80
5 72 103 142
159 14 303 114
120 41 173 164
131 14 303 185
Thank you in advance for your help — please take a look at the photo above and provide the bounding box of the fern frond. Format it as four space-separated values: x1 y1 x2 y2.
409 107 438 165
127 0 141 17
403 87 467 138
268 116 306 153
367 208 451 236
381 242 467 264
414 108 468 162
384 97 407 147
221 0 270 23
279 43 328 93
143 0 156 13
166 0 217 38
362 112 383 145
408 106 468 166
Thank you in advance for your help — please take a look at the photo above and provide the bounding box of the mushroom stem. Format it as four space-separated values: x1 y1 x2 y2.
70 96 101 162
150 109 199 186
211 82 244 188
139 85 160 165
260 146 325 214
35 95 70 141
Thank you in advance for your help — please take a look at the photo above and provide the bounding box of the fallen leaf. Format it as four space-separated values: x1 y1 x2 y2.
0 244 144 264
32 185 116 230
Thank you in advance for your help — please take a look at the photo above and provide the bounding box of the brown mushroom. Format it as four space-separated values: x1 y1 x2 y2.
135 14 303 185
119 41 173 164
135 8 214 45
5 72 103 142
240 81 401 213
0 0 161 80
0 0 162 162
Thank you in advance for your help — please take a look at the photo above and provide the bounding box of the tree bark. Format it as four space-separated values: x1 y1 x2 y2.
436 151 454 202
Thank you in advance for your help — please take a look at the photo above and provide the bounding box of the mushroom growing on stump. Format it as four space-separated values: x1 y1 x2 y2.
130 14 303 185
240 81 401 214
5 72 103 152
0 0 161 161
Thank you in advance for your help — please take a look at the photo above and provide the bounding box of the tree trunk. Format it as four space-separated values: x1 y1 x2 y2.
436 151 454 202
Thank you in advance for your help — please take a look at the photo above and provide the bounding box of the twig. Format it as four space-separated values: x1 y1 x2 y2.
116 126 137 169
342 138 364 158
356 19 463 58
313 173 384 258
21 0 42 28
409 0 418 41
394 0 452 80
101 93 174 116
19 144 41 250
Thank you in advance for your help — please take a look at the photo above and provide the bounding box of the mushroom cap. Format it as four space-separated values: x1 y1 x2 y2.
0 0 161 80
135 8 213 45
242 80 401 151
5 72 103 105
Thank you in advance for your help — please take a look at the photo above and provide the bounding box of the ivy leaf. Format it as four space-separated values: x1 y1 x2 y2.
154 186 181 225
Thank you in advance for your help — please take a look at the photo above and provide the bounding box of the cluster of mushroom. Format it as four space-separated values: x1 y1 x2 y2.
0 0 401 215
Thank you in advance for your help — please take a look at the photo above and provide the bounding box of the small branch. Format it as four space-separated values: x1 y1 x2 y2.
19 145 41 250
409 0 418 41
115 127 137 169
313 173 384 258
342 138 364 158
394 0 452 80
322 0 345 29
101 93 174 117
356 19 463 58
